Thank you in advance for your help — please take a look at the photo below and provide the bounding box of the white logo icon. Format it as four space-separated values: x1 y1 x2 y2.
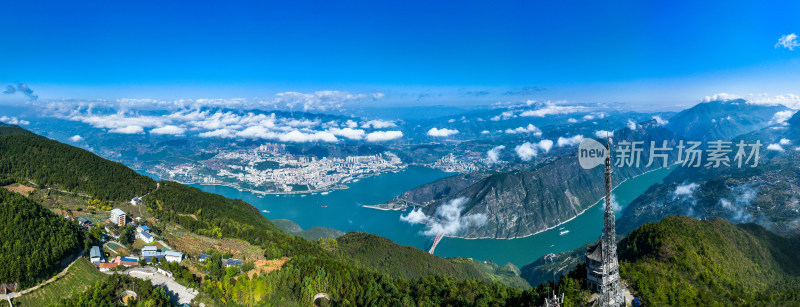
578 138 608 170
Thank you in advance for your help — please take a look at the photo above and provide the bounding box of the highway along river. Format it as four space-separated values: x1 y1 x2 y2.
184 165 674 267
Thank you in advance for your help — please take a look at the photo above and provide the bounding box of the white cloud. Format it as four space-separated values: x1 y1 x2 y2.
557 135 584 147
537 139 554 152
236 126 277 139
400 208 429 224
52 90 383 115
594 130 614 139
150 125 186 135
285 119 318 127
767 143 785 152
330 128 366 140
109 125 144 134
701 93 800 109
199 128 236 138
770 110 796 125
627 119 637 131
279 130 338 143
0 116 30 125
361 120 397 129
780 138 791 145
480 130 490 134
268 90 384 112
702 93 742 102
775 33 799 50
70 112 169 130
751 94 800 109
515 143 538 161
514 139 553 161
568 118 578 123
487 145 505 163
365 130 403 142
652 115 668 126
490 111 514 121
69 135 84 142
674 182 699 196
519 102 585 117
400 197 487 236
504 124 542 136
427 127 459 137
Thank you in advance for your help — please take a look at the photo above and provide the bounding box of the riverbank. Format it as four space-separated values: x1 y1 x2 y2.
186 165 673 267
365 165 676 241
141 167 411 196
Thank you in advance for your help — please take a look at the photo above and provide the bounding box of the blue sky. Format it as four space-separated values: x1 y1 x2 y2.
1 0 799 109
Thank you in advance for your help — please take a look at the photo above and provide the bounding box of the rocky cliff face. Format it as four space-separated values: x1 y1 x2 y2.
420 120 682 239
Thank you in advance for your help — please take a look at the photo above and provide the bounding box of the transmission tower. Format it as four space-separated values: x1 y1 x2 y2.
601 123 624 307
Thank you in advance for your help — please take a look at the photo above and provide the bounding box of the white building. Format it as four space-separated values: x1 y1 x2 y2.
110 208 126 226
165 251 183 263
136 226 155 243
90 246 102 265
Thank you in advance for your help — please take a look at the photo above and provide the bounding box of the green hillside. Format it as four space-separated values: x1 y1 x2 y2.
272 218 345 240
334 232 531 289
619 216 800 306
0 188 83 289
0 128 156 200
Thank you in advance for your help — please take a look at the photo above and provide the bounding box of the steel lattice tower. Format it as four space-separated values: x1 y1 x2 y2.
600 139 624 307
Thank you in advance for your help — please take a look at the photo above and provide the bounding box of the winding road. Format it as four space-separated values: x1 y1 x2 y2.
0 250 83 302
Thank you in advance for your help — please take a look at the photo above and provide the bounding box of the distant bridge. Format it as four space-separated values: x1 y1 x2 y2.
428 232 445 255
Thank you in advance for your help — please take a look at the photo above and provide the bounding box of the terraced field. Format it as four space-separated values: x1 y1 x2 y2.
13 258 107 306
164 223 264 261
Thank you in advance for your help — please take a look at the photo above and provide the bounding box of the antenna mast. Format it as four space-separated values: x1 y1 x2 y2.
600 119 624 306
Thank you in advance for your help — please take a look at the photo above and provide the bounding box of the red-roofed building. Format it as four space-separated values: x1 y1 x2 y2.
98 262 118 272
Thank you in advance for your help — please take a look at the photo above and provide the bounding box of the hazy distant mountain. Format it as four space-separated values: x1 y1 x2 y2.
618 110 800 236
664 99 788 141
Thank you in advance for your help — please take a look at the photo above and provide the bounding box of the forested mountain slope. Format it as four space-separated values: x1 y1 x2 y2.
619 216 800 305
0 188 83 289
0 126 156 200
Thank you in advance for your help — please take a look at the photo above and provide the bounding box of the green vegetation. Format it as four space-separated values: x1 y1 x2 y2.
619 216 800 306
333 232 530 289
144 181 317 259
0 130 156 200
14 258 106 307
0 188 83 289
54 274 172 307
205 250 545 306
273 218 345 240
0 123 38 137
117 224 136 247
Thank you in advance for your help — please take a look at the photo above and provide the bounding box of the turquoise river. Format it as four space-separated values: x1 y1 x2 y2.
173 165 674 268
